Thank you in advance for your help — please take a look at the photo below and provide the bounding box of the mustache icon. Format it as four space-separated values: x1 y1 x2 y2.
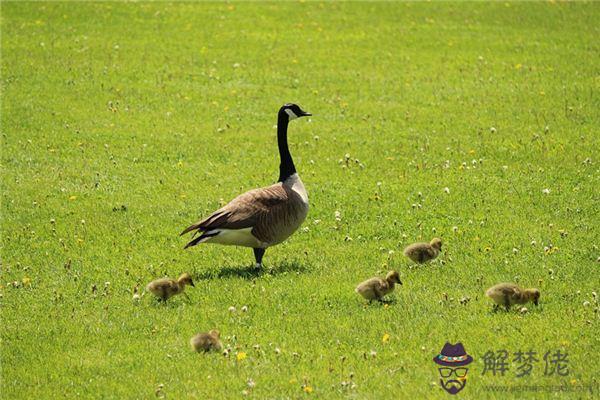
440 379 466 395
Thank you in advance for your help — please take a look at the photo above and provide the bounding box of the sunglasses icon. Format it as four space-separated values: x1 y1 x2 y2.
439 367 468 378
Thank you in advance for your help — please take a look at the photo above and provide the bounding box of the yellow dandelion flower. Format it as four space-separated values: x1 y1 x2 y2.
468 149 476 154
22 277 31 286
69 195 77 201
289 378 297 384
303 385 313 394
570 379 577 385
236 352 247 361
382 333 390 344
515 63 522 69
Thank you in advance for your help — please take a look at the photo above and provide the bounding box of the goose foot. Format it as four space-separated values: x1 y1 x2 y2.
253 248 265 269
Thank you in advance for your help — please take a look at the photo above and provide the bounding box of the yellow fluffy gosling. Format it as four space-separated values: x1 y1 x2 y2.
403 238 442 264
485 283 540 312
146 273 194 302
190 330 222 352
355 271 402 302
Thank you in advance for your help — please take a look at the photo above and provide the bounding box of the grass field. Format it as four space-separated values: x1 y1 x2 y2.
1 1 599 399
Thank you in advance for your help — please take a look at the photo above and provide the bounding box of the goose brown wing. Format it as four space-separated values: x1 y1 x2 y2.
180 183 288 236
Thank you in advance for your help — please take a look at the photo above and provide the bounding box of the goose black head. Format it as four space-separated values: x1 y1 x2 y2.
280 103 311 121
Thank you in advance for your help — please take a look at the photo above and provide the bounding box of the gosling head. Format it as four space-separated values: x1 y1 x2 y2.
178 273 195 287
386 270 402 285
208 329 220 338
528 289 540 306
279 103 311 122
430 237 443 251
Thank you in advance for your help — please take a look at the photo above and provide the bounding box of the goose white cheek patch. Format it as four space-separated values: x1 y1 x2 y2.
284 108 298 120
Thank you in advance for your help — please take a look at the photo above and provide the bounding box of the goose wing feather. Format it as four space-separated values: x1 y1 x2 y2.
181 183 289 238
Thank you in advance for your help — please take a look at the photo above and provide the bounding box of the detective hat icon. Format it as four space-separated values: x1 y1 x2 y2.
433 342 473 367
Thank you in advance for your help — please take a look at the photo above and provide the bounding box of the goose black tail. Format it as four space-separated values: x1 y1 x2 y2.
184 231 220 249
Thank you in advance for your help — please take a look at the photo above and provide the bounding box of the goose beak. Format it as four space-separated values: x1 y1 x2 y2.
301 111 312 117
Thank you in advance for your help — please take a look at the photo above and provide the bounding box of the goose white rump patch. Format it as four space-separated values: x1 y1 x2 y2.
203 227 263 248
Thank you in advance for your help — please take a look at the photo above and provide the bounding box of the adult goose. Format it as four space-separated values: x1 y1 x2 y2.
181 103 311 268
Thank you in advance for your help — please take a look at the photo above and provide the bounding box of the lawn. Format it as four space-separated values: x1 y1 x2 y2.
1 1 599 399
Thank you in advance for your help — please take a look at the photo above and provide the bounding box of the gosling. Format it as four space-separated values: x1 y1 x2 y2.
146 272 195 302
403 238 442 264
485 283 540 312
190 330 222 352
355 271 402 302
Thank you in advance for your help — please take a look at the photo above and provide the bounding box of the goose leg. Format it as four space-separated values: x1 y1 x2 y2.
253 248 265 269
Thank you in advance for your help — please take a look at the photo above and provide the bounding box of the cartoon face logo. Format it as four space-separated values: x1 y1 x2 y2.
433 342 473 395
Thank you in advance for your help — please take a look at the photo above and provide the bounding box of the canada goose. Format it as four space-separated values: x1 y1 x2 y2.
403 238 442 264
355 271 402 302
190 329 223 352
146 273 195 301
485 283 540 312
181 104 311 268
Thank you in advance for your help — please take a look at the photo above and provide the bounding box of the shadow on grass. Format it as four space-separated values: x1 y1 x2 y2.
356 297 398 307
195 260 308 281
147 293 193 308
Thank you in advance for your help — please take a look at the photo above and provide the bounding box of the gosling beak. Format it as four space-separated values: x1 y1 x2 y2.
190 281 195 287
399 280 403 285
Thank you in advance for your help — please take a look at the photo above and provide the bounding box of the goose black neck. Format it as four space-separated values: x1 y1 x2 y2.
277 112 296 182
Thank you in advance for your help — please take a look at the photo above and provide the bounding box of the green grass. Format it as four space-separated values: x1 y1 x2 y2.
1 1 599 399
